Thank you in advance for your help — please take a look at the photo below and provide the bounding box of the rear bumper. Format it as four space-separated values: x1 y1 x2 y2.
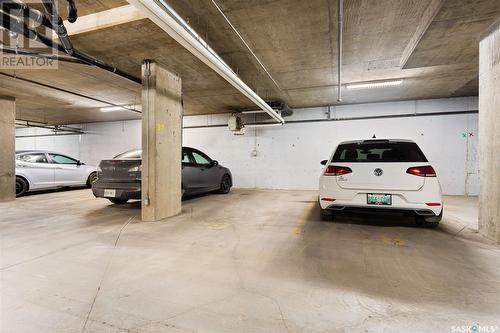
92 181 141 200
319 177 443 216
321 202 441 218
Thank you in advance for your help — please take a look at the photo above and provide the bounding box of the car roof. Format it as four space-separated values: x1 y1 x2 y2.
16 150 58 154
339 139 416 145
116 147 198 154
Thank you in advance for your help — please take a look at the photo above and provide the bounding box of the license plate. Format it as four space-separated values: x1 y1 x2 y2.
104 189 116 198
367 193 392 205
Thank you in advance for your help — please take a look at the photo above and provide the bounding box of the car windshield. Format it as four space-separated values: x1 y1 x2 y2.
114 150 142 159
332 141 428 162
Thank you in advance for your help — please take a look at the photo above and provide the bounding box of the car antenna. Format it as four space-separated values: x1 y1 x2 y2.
372 134 376 138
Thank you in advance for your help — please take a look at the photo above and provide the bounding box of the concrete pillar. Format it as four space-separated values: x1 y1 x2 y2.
0 97 16 202
478 21 500 243
141 60 183 221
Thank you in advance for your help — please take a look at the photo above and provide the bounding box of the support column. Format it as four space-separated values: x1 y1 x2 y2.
0 97 16 202
141 60 183 221
478 21 500 242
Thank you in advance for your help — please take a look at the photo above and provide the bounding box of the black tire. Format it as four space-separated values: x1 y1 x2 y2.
320 209 334 221
109 198 128 205
87 172 98 187
416 209 442 228
218 174 231 194
16 177 28 197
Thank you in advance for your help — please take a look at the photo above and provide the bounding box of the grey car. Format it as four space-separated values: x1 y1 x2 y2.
92 147 232 204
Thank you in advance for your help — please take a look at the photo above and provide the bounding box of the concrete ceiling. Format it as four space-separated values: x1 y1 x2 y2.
0 0 498 125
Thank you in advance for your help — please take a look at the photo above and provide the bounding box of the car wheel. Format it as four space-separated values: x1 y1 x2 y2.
16 177 28 197
320 209 334 221
87 172 98 187
109 198 128 204
218 174 231 194
416 210 442 228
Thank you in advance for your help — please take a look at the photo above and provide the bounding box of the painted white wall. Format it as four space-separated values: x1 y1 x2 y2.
16 97 479 195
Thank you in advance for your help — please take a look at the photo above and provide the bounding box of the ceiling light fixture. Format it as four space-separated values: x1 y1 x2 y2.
346 80 403 90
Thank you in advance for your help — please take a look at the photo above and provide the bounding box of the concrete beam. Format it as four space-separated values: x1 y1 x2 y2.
141 61 183 222
64 5 145 36
0 97 16 202
400 0 445 68
478 20 500 243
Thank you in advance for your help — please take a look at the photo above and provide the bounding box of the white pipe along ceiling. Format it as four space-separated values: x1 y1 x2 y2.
128 0 285 124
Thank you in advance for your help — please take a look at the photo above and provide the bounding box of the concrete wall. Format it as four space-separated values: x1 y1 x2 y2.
16 97 479 195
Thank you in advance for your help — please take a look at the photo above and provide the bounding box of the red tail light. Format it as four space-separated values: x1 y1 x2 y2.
324 165 352 176
425 202 441 206
406 166 436 177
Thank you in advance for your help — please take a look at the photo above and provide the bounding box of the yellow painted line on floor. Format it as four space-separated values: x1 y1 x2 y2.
293 199 318 236
381 235 407 247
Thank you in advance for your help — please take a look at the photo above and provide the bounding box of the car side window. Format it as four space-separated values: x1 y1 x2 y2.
191 150 211 166
49 154 78 164
17 153 48 163
182 150 192 164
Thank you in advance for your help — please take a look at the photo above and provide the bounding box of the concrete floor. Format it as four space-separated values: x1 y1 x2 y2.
1 189 499 333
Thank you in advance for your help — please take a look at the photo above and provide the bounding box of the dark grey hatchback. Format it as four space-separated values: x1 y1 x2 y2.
92 147 232 204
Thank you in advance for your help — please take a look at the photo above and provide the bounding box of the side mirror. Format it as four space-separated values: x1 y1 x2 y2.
320 160 328 165
211 160 219 167
76 160 82 166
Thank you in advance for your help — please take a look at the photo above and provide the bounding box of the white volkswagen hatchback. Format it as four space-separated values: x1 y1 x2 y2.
319 139 443 227
15 150 98 197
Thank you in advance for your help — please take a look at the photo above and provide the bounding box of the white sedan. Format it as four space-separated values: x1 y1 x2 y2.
15 150 98 197
319 139 443 227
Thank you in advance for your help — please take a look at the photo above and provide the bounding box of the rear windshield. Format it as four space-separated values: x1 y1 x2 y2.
332 141 428 163
114 150 142 159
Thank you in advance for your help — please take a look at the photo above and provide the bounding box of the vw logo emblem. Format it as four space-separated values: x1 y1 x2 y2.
374 168 383 176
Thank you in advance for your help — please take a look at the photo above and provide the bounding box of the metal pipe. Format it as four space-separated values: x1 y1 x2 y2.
0 72 142 113
0 0 53 29
41 0 74 55
66 0 77 23
15 120 84 132
182 110 479 129
128 0 284 124
210 0 287 100
16 132 83 138
0 9 141 84
245 123 283 129
337 0 343 102
15 123 84 134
